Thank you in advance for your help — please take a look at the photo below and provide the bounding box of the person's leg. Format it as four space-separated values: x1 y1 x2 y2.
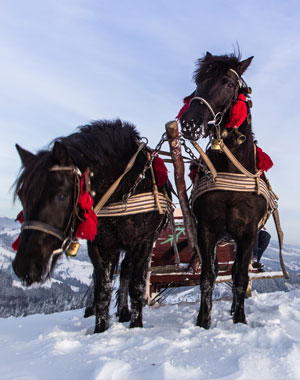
256 230 271 262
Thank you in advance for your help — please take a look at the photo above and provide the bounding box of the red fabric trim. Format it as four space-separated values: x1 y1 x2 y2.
225 93 247 129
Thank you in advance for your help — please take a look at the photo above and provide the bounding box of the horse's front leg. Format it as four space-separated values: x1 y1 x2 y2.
128 238 154 328
197 229 218 329
87 242 116 333
231 234 256 324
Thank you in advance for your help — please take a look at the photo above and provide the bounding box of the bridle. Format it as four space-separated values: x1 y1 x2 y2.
21 165 82 255
186 68 243 139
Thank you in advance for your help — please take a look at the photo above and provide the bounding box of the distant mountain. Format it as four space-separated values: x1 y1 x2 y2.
0 217 19 230
0 217 299 318
0 217 93 318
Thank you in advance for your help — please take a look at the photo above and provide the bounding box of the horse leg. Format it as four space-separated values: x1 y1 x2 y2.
87 242 117 333
196 228 218 329
231 231 256 324
128 237 154 328
117 253 132 322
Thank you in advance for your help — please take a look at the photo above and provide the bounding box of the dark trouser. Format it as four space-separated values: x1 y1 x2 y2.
253 230 271 262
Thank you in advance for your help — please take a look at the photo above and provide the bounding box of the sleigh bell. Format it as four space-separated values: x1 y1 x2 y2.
233 127 246 145
66 241 80 257
211 138 223 152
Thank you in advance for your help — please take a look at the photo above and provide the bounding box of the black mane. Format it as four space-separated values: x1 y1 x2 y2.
14 119 140 211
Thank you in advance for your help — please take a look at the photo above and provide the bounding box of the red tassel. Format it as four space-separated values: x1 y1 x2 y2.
256 146 273 172
189 161 199 183
153 156 168 187
12 210 24 251
16 211 24 224
176 96 192 120
225 93 247 129
75 175 98 241
12 235 20 251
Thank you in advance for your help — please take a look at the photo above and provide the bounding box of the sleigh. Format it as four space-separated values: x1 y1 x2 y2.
146 209 285 305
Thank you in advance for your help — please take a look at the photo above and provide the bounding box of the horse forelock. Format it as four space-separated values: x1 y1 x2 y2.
14 150 55 214
193 53 242 85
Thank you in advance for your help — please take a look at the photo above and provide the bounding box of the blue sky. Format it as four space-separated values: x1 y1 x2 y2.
1 0 300 244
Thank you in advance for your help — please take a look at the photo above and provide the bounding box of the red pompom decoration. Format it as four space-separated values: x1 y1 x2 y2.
11 210 24 251
256 146 273 172
153 156 168 187
225 93 247 129
189 160 199 183
12 235 20 251
75 175 98 241
176 96 192 120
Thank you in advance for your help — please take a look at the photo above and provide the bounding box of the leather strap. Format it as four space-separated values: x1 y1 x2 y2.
93 142 146 214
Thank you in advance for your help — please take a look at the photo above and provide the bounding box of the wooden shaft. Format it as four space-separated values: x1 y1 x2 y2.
165 120 200 262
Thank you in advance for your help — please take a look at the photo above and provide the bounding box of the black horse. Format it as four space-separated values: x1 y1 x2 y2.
180 52 267 328
12 119 170 333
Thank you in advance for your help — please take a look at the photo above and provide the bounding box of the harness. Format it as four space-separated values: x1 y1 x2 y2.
178 67 288 279
21 166 82 255
17 142 172 257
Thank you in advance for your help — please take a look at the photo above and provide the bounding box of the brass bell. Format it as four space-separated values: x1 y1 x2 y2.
211 138 223 151
246 98 253 108
221 129 228 139
66 241 80 257
246 87 252 94
233 127 246 144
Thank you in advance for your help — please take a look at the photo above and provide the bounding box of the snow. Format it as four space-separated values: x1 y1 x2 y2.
1 287 300 380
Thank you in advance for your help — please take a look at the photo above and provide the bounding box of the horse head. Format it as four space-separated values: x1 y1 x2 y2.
180 52 253 139
12 142 83 285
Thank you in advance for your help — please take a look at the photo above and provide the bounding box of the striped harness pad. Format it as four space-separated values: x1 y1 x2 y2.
191 172 278 212
96 192 171 217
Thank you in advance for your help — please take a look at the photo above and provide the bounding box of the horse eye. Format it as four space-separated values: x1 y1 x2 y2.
56 193 67 202
227 82 234 89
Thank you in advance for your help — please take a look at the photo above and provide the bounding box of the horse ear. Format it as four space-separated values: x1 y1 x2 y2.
235 56 254 76
15 144 35 166
52 141 71 165
205 52 212 58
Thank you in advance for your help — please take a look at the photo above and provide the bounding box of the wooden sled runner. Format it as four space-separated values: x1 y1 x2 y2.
146 210 285 305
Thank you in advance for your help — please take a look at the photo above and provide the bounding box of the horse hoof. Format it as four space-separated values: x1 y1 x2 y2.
94 321 109 333
233 313 247 325
84 306 95 318
196 316 211 330
129 317 143 328
118 308 131 323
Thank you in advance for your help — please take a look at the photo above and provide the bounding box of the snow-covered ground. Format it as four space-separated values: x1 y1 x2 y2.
1 286 300 380
1 217 300 380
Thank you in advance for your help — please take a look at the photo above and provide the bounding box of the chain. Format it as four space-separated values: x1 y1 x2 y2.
180 138 213 180
122 133 169 206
